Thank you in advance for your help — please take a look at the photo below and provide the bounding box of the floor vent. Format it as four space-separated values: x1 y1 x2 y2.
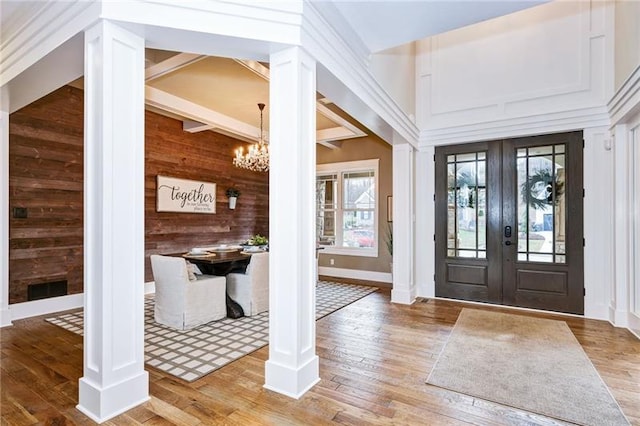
27 280 68 301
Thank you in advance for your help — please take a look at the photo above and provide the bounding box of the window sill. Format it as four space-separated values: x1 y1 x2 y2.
319 247 379 258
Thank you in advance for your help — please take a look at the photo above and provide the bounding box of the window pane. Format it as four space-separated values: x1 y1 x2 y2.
343 171 375 209
517 145 566 264
317 210 335 246
554 154 566 256
447 152 486 258
316 174 337 209
317 160 377 253
342 211 374 248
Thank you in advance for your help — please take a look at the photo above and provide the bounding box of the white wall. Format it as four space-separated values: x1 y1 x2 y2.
416 0 612 145
413 0 616 321
614 0 640 91
370 43 416 121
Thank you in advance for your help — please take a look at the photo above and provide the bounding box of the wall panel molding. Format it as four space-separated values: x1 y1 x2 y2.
416 1 612 145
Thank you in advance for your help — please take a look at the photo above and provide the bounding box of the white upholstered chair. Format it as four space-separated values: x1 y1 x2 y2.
150 254 226 330
226 252 269 316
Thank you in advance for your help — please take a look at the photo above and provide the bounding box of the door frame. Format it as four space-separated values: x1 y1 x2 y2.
434 132 584 314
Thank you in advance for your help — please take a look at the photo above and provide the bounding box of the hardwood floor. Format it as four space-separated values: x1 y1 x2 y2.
2 285 639 425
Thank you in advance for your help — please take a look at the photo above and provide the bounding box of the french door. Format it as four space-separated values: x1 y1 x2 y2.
435 132 584 314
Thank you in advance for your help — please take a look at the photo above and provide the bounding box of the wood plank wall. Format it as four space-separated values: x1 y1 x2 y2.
8 85 269 303
144 109 269 281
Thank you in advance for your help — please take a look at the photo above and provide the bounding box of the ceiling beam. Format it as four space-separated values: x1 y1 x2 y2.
235 58 366 144
146 86 259 142
145 57 366 146
145 53 206 82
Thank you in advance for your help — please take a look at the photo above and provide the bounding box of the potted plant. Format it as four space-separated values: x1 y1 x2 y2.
226 187 240 209
385 222 393 277
242 234 268 251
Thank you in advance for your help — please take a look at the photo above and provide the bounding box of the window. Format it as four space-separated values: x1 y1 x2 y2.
316 159 379 257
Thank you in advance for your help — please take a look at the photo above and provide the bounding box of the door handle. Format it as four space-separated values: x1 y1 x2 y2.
504 226 512 238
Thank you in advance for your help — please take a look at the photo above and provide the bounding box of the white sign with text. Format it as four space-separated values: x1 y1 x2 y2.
156 176 216 214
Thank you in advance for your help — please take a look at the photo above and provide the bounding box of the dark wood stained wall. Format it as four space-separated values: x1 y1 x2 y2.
9 86 84 304
144 110 269 281
8 85 269 303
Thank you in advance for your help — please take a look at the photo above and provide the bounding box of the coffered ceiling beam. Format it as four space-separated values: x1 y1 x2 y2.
145 52 206 82
235 58 366 142
145 86 259 142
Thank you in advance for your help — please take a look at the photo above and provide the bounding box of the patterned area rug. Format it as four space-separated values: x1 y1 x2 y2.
46 280 377 382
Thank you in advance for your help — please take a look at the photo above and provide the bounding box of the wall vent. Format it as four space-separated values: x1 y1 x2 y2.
27 280 68 301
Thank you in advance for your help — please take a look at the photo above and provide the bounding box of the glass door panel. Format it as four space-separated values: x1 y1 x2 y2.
516 144 566 263
447 152 487 259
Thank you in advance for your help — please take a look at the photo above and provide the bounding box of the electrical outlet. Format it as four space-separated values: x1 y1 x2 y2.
330 258 334 265
13 207 27 219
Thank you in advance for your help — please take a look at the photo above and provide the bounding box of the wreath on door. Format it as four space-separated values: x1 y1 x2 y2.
521 170 564 210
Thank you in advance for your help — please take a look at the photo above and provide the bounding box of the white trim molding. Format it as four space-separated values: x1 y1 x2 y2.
7 294 84 322
318 266 392 284
0 97 11 327
608 65 640 127
419 106 610 147
302 1 419 148
0 0 99 87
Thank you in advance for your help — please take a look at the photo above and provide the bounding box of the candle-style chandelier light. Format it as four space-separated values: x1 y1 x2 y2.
233 103 269 172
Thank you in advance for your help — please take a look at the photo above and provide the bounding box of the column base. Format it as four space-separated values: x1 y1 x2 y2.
609 305 629 328
77 371 149 423
264 355 320 399
391 286 416 305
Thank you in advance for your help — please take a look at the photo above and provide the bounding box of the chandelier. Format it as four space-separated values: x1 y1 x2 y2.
233 103 269 172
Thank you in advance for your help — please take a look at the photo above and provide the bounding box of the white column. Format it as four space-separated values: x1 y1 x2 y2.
611 125 631 327
415 146 435 298
77 21 148 423
391 141 416 304
265 46 319 398
583 127 614 321
0 85 11 327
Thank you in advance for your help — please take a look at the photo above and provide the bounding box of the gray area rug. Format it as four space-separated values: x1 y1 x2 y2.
46 280 376 382
426 308 629 426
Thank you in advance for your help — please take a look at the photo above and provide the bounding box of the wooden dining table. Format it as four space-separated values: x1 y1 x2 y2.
174 248 254 276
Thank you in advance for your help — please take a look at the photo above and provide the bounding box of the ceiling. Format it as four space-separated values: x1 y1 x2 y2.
141 52 367 149
3 1 548 147
330 0 548 53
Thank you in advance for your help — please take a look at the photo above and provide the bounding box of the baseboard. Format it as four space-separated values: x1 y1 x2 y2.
9 293 84 321
318 266 391 284
5 281 157 323
0 307 12 327
608 305 629 328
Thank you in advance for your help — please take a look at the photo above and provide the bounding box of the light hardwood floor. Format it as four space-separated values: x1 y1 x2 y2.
2 284 639 425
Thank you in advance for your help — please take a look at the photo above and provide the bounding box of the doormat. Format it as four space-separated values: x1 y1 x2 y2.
426 308 629 426
46 280 376 382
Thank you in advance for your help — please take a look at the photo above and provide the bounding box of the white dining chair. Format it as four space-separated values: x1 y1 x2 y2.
150 254 226 330
226 252 269 316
